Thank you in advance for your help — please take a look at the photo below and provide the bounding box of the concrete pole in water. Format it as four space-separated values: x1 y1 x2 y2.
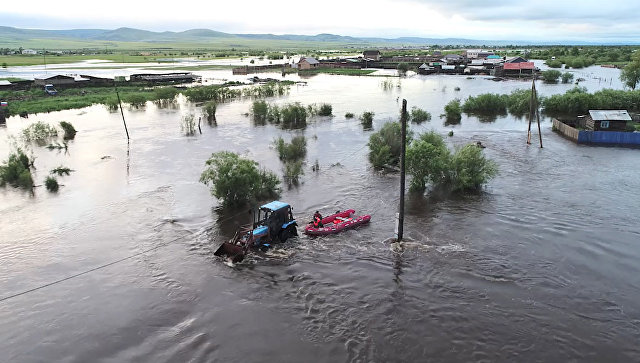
397 99 407 241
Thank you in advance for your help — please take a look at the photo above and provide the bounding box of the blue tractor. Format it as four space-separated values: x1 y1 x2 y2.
214 201 298 262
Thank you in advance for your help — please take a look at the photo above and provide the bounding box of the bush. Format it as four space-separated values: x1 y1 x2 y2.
360 111 374 129
202 101 217 122
45 176 59 192
506 89 533 116
368 122 410 169
274 136 307 161
0 149 33 189
183 85 241 102
444 99 462 123
122 93 147 108
200 151 281 206
449 144 498 192
546 59 563 68
280 103 307 128
181 113 197 136
252 100 268 124
462 94 508 114
284 160 304 184
406 131 451 191
561 72 574 84
541 87 640 116
406 133 498 193
410 107 432 124
542 70 562 83
22 121 58 142
242 82 290 98
153 87 178 101
59 121 77 140
318 103 332 116
345 112 355 119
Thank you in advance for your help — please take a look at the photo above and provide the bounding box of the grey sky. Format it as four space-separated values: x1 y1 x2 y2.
1 0 639 42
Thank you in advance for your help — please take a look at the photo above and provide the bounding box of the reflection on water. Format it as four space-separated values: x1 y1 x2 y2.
1 64 640 362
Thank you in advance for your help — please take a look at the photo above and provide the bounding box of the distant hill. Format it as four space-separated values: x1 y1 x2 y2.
0 26 636 49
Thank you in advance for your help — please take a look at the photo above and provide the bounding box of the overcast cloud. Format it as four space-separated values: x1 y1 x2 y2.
1 0 639 42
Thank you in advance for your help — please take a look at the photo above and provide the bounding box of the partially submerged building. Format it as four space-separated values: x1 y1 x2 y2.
297 57 320 70
553 110 640 147
585 110 631 131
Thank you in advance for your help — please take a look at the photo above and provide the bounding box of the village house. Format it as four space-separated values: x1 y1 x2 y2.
585 110 631 131
464 49 495 59
297 57 320 70
34 75 76 86
363 50 381 61
442 54 464 65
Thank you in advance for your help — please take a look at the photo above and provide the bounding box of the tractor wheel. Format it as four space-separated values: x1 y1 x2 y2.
279 225 297 242
279 229 289 242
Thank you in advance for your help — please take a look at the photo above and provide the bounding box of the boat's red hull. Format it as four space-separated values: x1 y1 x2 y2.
304 209 371 236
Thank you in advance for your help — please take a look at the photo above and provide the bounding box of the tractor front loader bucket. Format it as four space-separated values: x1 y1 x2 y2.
214 242 247 263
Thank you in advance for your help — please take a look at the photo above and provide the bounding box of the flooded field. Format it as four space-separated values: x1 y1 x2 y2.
1 64 639 362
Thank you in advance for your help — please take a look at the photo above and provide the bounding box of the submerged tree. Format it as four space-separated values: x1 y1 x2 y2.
368 121 412 169
200 151 281 206
449 144 498 192
406 131 451 191
406 131 498 193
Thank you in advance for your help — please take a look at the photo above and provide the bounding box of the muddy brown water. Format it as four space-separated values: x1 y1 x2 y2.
1 64 639 362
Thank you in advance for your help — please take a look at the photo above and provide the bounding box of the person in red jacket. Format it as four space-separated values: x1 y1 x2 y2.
312 211 323 228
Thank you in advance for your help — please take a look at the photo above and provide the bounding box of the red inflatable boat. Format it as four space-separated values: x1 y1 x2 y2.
304 209 371 236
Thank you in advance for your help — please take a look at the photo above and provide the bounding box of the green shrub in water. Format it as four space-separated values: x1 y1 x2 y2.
284 160 304 184
59 121 77 140
318 103 332 116
274 136 307 161
0 149 34 189
444 99 462 123
368 122 411 169
410 107 432 124
200 151 281 206
360 111 375 129
22 121 58 142
202 101 217 122
45 176 59 192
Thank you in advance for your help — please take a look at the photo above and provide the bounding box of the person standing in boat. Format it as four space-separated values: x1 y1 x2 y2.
312 211 323 228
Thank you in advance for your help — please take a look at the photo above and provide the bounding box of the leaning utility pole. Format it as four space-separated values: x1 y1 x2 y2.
113 80 130 142
396 99 408 241
527 78 543 148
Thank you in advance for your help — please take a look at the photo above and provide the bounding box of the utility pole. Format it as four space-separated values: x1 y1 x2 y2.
396 99 408 241
527 78 543 148
114 80 130 142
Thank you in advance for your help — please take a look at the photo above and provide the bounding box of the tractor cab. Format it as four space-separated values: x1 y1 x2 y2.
214 201 298 262
252 201 296 240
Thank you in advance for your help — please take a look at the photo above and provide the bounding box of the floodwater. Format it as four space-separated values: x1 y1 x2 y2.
1 63 639 362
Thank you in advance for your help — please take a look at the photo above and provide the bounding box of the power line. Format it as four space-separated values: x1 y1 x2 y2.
0 234 188 304
0 207 252 304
